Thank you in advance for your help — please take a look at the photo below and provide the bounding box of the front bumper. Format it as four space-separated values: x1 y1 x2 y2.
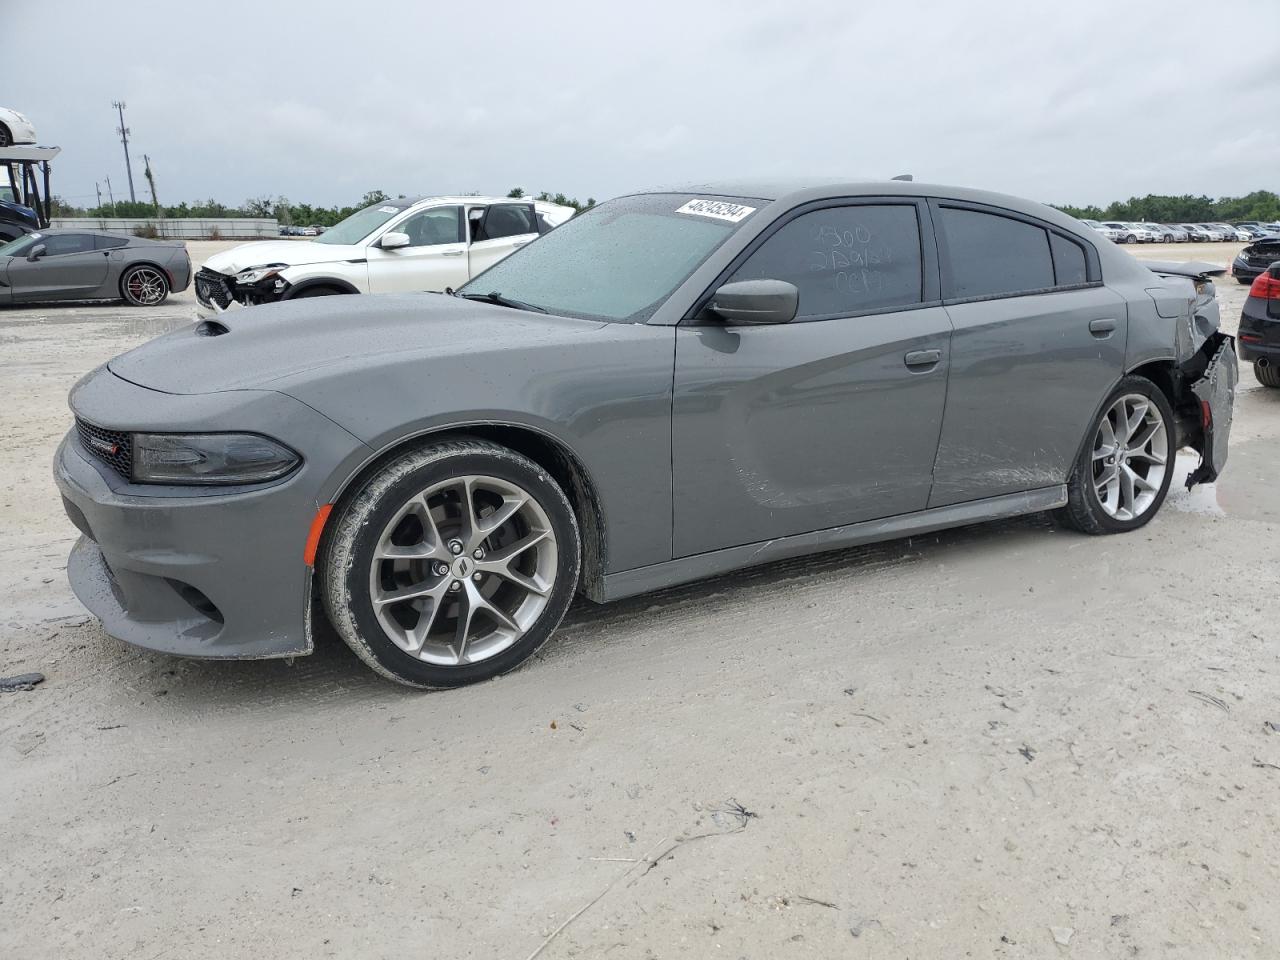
194 269 283 320
54 368 370 659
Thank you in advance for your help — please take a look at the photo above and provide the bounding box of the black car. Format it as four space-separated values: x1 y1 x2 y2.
1239 263 1280 387
0 196 39 243
1230 235 1280 284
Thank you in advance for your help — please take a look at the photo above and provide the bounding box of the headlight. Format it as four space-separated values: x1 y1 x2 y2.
234 264 286 285
132 433 300 485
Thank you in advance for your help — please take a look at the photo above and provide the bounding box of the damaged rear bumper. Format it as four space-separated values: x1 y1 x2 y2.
1182 332 1237 488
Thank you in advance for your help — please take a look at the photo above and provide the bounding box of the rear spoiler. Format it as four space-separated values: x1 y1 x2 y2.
1144 260 1226 280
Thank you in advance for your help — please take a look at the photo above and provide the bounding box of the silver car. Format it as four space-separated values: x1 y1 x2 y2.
0 229 191 306
55 180 1238 687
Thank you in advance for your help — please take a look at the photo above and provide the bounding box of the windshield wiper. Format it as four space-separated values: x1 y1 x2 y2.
456 290 547 313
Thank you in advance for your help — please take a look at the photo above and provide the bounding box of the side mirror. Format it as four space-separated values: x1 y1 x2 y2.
27 243 47 262
708 279 798 325
378 232 410 250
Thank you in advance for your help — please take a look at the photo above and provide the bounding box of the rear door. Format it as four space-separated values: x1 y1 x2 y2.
365 205 469 293
927 201 1127 507
466 202 539 278
9 233 109 300
671 199 953 556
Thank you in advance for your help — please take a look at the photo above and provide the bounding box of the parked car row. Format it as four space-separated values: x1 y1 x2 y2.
1083 218 1279 244
279 224 326 237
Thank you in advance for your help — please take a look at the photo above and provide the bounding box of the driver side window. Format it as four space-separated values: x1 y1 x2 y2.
393 206 462 247
43 234 96 256
728 204 924 321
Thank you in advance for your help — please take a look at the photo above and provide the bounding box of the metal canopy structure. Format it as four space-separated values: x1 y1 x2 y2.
0 144 61 228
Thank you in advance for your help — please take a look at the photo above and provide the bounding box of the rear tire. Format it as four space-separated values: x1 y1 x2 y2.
120 265 170 306
1255 361 1280 389
1055 376 1175 535
322 439 581 688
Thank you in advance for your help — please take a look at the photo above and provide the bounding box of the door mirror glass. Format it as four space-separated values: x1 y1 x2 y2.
709 279 798 325
378 232 410 250
27 243 47 261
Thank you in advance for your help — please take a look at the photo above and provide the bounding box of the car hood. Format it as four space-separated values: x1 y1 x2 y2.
107 294 608 395
200 240 364 274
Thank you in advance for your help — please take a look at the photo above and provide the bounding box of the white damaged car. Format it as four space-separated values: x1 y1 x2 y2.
195 196 575 318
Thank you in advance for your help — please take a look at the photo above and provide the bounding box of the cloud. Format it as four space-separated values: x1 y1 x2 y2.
7 0 1278 209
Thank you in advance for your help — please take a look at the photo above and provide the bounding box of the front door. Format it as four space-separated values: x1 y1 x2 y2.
9 233 109 300
926 202 1128 506
366 205 470 293
671 200 953 557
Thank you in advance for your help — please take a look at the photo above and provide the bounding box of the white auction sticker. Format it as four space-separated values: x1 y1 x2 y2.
675 199 757 223
377 206 399 213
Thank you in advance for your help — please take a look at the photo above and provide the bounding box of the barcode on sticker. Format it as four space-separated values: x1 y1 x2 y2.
675 199 756 223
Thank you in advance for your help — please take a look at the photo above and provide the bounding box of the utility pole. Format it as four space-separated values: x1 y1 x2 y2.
105 175 116 216
143 154 160 216
112 100 137 202
95 182 102 209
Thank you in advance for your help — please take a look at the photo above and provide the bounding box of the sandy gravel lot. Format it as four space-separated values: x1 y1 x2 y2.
1 240 1277 959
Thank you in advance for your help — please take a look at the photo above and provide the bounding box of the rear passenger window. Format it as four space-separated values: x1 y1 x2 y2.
939 207 1053 300
728 204 922 320
1050 233 1088 286
477 204 537 241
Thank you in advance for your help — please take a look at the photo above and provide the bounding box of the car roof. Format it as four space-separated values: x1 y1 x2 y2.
398 195 569 208
631 179 1104 232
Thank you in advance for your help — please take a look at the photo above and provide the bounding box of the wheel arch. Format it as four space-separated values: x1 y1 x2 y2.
283 277 361 297
322 422 608 601
1067 359 1180 478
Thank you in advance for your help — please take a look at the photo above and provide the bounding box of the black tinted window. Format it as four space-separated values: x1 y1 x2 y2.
43 234 96 256
1050 233 1088 285
940 208 1053 299
397 206 462 247
95 234 130 250
478 204 536 241
729 204 922 319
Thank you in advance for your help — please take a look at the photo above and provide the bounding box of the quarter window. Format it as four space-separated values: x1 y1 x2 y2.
394 206 462 247
728 204 923 320
1050 233 1088 286
938 207 1054 299
95 235 130 250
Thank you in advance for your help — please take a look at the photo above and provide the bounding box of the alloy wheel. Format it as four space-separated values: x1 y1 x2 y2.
368 475 558 666
126 267 167 305
1091 394 1168 521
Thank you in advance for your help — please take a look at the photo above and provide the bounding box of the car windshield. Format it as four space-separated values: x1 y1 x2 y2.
458 193 760 322
314 202 409 245
0 232 39 257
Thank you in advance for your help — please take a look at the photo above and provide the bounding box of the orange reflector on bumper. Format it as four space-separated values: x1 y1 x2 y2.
304 504 333 566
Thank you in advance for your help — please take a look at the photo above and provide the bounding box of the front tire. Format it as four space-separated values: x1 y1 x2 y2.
1125 235 1137 244
322 439 581 688
120 264 169 306
1055 376 1175 535
1255 361 1280 389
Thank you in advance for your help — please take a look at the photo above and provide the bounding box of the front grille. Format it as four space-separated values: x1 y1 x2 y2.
195 268 233 308
76 418 132 480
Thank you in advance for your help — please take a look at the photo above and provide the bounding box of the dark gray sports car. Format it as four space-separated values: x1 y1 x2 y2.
0 229 191 306
55 180 1237 688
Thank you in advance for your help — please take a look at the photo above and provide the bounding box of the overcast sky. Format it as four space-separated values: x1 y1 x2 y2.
8 0 1279 211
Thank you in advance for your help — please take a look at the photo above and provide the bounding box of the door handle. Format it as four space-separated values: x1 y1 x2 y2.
1088 318 1117 337
904 348 942 368
441 250 465 257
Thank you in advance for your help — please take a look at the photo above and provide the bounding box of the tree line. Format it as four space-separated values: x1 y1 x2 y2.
51 188 597 225
1052 190 1280 224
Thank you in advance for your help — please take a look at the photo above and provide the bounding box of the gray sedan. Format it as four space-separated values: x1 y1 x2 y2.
55 180 1237 687
0 229 191 306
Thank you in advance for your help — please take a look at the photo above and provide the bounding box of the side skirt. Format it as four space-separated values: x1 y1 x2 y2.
600 485 1068 602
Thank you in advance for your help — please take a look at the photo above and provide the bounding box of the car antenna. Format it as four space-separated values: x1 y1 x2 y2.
891 173 913 181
